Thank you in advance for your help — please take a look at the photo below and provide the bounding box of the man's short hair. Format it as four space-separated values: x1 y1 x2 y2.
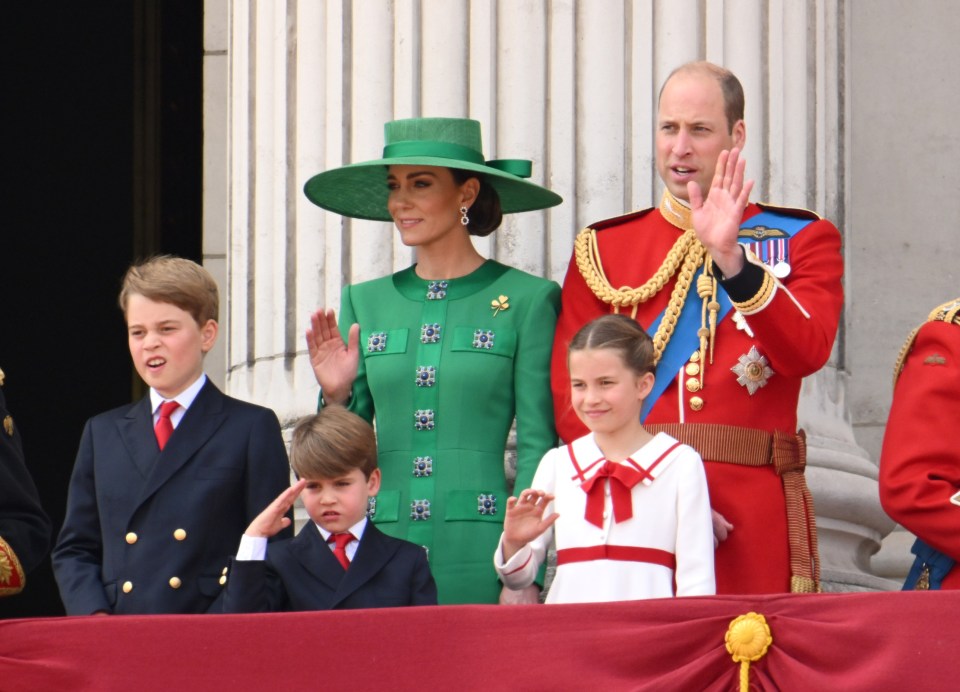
660 61 745 134
289 406 378 480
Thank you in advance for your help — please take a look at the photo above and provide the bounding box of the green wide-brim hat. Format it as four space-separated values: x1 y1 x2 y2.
303 117 562 221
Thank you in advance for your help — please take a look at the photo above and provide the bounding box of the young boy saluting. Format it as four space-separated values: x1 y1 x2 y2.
223 406 437 612
53 256 292 615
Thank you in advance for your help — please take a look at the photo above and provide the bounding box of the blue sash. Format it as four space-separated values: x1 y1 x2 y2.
639 210 815 421
903 538 955 590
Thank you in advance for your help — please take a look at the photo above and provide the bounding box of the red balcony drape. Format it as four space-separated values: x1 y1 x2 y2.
1 591 957 691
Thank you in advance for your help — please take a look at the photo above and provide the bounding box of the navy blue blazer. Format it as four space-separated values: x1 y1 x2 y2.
52 380 292 615
222 521 437 612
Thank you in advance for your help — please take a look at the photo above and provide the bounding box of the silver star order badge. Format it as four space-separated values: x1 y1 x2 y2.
731 346 774 395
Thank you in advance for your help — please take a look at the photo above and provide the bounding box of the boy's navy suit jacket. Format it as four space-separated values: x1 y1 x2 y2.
222 521 437 612
52 379 292 615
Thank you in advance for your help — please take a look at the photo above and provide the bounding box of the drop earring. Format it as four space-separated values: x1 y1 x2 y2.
460 206 470 226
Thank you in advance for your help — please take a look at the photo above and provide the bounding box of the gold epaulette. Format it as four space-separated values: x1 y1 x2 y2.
755 201 822 222
928 297 960 325
892 298 960 386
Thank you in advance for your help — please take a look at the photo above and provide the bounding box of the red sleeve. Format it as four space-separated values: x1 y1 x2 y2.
879 321 960 561
737 218 844 377
551 252 598 444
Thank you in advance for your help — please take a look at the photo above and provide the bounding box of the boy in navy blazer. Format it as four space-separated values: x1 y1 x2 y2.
52 256 292 615
223 406 437 612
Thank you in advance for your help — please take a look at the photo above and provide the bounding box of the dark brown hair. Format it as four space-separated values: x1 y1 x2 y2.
289 406 378 479
450 169 503 237
119 255 219 326
568 314 656 376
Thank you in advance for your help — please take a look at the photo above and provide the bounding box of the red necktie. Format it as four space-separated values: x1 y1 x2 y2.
329 532 353 570
154 401 180 450
579 460 646 528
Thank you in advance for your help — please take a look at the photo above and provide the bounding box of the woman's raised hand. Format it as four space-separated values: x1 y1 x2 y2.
306 308 360 405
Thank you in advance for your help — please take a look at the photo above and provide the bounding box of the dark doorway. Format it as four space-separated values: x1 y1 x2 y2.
1 0 202 617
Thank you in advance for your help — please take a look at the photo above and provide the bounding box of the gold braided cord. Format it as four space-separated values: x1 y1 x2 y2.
574 226 699 310
732 271 775 315
651 243 707 364
574 190 716 368
699 258 720 365
891 325 922 389
697 272 710 384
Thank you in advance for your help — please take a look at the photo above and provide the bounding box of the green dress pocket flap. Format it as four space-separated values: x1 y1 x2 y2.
450 326 516 357
361 328 409 356
445 489 505 522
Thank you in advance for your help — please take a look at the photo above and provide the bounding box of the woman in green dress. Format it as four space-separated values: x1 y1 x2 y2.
303 118 562 604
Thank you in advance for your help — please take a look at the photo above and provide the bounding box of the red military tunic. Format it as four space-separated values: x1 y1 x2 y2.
551 195 843 594
879 302 960 590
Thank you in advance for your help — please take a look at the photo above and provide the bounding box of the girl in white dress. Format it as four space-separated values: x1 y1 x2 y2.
494 314 715 603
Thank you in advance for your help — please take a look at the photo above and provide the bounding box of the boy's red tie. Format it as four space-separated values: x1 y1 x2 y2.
329 532 353 570
154 401 180 450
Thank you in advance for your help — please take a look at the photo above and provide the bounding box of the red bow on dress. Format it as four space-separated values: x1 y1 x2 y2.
579 460 648 528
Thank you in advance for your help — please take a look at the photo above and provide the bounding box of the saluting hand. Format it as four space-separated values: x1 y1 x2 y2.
688 147 755 278
501 489 559 562
306 308 360 405
245 479 307 538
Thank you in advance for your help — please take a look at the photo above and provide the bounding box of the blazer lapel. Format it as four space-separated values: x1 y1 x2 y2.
331 523 400 607
290 524 347 593
116 396 159 480
137 380 228 505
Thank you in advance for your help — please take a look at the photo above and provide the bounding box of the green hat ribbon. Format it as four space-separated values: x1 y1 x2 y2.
381 141 532 179
383 140 485 164
486 159 532 178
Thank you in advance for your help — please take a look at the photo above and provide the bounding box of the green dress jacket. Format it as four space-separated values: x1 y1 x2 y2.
333 260 559 603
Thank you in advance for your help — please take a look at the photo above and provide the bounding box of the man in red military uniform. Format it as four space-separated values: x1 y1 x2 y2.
879 299 960 590
551 61 843 594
